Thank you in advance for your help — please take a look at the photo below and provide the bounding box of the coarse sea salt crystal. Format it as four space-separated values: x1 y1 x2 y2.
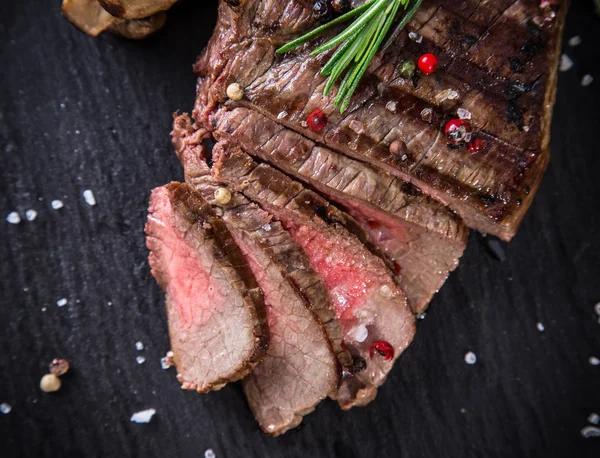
136 356 146 365
277 111 288 120
536 322 545 332
160 357 170 370
465 352 477 364
385 101 397 113
380 285 393 297
435 89 459 104
582 74 594 87
56 298 67 307
581 426 600 438
51 200 64 210
349 120 365 134
130 409 156 424
262 223 271 232
420 108 433 123
135 342 144 351
408 31 423 43
348 325 369 343
25 210 38 221
416 312 427 320
568 35 582 47
559 54 573 72
6 212 21 224
589 413 600 425
204 449 216 458
0 402 12 414
457 108 472 120
589 356 600 366
83 190 96 206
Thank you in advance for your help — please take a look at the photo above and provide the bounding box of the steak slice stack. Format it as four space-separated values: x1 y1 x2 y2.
212 105 468 313
146 182 269 392
212 142 416 409
145 0 568 436
194 0 568 241
172 115 346 435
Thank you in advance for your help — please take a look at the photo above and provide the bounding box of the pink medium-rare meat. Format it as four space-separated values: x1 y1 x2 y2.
172 114 345 435
212 106 468 313
172 113 350 369
194 0 568 241
146 182 268 392
212 143 416 409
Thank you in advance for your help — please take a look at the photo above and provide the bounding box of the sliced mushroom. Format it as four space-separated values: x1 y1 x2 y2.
62 0 116 37
62 0 167 39
98 0 178 20
106 12 167 39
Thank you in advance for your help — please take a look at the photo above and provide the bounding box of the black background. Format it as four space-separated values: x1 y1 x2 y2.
1 1 599 457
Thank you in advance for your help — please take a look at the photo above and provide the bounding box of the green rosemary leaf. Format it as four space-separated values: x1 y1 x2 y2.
310 0 388 56
276 0 376 54
320 23 367 76
321 38 353 76
339 0 402 112
324 26 371 95
278 0 423 112
353 13 380 63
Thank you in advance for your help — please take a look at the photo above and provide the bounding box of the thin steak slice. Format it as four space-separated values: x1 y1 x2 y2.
213 106 468 313
172 115 345 435
146 182 269 392
212 142 416 409
194 0 568 240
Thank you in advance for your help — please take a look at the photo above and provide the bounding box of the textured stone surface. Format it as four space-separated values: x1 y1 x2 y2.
1 1 599 457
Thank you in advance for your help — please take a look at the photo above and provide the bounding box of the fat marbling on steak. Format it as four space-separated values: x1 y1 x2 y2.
172 114 346 435
194 0 568 241
146 182 268 392
213 105 468 313
212 142 417 409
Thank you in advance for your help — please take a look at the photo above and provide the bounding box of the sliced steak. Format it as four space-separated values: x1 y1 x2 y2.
194 0 568 240
212 142 416 409
146 182 268 393
213 106 468 313
172 115 346 435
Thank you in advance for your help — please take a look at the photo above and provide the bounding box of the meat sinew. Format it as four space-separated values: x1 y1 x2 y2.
212 106 468 313
212 142 417 409
194 0 568 241
172 114 346 435
146 182 269 392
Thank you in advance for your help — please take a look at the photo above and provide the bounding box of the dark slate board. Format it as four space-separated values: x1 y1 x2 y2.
1 1 599 457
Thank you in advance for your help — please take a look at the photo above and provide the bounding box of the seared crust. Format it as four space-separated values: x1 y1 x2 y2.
193 0 569 241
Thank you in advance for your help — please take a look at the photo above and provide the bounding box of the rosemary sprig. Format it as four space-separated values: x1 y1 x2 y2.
277 0 422 113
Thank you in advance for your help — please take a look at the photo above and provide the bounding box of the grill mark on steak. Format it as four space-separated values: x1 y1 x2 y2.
145 182 269 393
194 0 567 240
212 106 467 313
172 114 349 434
211 142 417 409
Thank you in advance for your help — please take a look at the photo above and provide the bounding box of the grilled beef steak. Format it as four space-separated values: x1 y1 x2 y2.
172 115 346 435
146 182 268 392
213 106 468 313
212 142 416 409
145 0 568 436
194 0 567 241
